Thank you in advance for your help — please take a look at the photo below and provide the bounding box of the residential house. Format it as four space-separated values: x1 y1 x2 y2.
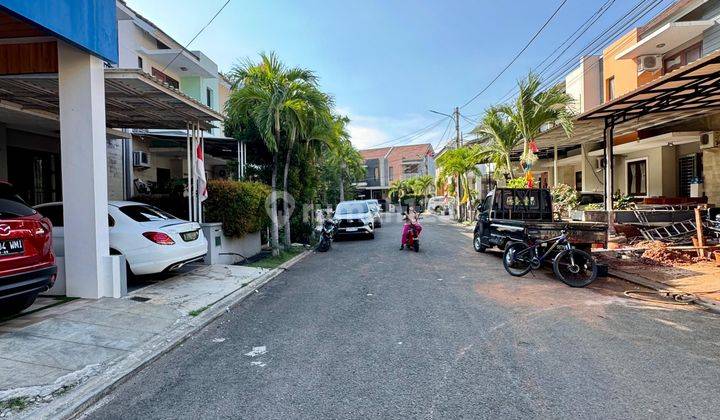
0 0 222 298
358 143 435 200
536 0 720 206
115 1 238 200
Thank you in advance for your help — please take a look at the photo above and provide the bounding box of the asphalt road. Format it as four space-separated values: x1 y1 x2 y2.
86 214 720 419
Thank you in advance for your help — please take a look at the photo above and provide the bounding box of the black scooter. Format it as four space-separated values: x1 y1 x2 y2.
316 219 336 252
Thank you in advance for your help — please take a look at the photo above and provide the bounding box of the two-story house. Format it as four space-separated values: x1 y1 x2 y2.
536 0 720 206
358 143 435 200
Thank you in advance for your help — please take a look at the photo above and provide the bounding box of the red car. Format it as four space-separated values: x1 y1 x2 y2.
0 182 56 315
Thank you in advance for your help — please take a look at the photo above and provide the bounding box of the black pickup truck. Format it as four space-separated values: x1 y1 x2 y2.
473 188 608 253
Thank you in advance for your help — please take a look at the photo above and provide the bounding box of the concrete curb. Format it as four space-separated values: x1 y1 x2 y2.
23 249 314 420
609 268 720 315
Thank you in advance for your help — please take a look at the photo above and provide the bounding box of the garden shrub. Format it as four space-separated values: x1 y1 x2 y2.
550 183 579 219
203 180 271 238
506 177 529 188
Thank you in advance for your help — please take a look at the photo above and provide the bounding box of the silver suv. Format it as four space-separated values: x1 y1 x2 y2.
333 200 375 239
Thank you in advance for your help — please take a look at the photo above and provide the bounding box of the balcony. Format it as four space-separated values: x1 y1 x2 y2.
616 20 714 60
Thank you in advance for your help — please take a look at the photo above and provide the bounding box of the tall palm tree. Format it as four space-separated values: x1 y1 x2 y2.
227 52 331 251
499 72 574 172
473 106 521 178
279 87 332 247
327 135 364 202
226 53 316 255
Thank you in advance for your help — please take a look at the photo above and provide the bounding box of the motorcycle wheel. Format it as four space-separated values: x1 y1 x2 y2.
553 249 597 287
502 242 533 277
316 237 331 252
413 239 419 252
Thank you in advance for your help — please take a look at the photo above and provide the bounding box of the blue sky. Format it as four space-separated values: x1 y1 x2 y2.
126 0 671 150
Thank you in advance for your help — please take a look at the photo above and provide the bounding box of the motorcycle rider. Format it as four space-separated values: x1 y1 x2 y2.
399 206 422 250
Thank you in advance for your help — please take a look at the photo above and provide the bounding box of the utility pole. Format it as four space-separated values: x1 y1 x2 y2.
429 107 464 220
454 107 463 221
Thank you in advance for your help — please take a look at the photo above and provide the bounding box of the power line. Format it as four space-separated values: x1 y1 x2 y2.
459 0 569 109
361 117 448 149
492 0 619 106
495 0 651 106
162 0 232 73
434 117 455 151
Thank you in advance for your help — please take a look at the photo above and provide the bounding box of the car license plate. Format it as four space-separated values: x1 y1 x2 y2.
180 230 199 242
0 239 23 256
345 227 358 232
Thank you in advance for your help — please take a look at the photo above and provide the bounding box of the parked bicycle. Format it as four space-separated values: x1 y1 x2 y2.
502 229 598 287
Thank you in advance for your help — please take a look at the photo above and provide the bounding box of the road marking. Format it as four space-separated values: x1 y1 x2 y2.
250 361 266 367
244 346 267 357
212 338 226 343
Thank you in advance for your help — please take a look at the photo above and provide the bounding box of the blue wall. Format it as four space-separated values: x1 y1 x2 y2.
0 0 117 63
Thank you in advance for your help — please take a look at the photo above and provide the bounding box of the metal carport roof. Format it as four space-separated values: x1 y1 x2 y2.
0 69 223 130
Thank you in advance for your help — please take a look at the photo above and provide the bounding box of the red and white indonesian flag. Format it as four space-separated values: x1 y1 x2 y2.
195 139 208 202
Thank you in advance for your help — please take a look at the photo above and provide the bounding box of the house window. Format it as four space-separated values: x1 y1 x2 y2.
206 87 213 107
373 167 379 180
663 42 702 74
151 67 179 89
137 56 143 70
606 77 615 101
389 167 394 181
627 160 647 196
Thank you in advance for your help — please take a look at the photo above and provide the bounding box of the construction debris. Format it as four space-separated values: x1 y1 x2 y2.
633 241 704 266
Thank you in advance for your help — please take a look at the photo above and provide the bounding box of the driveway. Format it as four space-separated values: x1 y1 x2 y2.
86 214 720 419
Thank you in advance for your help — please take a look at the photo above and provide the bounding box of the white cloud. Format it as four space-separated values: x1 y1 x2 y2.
337 106 452 151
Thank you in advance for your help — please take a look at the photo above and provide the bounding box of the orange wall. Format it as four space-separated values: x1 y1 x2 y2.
602 28 640 101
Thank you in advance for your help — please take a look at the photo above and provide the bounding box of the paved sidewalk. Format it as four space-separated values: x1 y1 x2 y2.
0 264 268 414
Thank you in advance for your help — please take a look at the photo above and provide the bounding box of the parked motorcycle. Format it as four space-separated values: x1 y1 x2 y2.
316 218 336 252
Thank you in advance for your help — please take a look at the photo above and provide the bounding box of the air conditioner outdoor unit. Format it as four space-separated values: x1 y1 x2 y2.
637 55 661 73
700 131 720 149
132 151 150 168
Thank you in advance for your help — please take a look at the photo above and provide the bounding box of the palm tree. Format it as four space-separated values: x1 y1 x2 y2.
473 106 521 178
499 72 574 173
436 146 483 221
227 52 332 251
410 175 434 208
326 134 364 202
388 179 411 210
226 53 316 255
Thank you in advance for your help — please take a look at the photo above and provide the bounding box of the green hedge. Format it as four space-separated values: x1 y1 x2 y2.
203 180 271 238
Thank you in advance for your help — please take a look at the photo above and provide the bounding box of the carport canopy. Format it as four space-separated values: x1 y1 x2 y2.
0 68 223 129
534 48 720 211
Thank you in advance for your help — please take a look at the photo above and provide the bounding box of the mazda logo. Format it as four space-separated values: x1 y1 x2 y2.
0 225 10 236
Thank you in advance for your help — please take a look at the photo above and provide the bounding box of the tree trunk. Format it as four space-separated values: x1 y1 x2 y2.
269 153 280 256
282 137 295 248
338 172 345 202
506 155 515 178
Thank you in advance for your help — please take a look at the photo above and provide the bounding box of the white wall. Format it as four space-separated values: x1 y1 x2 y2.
565 56 602 115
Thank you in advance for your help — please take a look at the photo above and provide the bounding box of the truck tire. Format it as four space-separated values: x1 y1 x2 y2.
473 229 487 253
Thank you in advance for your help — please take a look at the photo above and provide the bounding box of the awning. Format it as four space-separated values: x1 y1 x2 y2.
0 69 224 130
616 20 714 60
534 48 720 150
135 129 240 161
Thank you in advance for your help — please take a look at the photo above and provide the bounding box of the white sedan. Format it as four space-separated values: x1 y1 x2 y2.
34 201 207 275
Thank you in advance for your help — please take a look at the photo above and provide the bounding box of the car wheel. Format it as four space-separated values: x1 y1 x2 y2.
369 232 375 240
0 292 38 316
473 227 487 253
